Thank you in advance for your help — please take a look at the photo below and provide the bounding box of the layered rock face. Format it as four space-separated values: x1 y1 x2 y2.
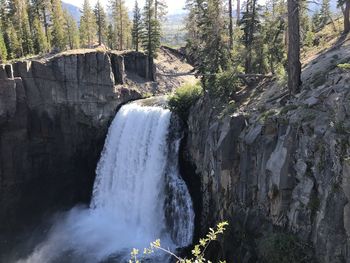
0 51 149 234
185 54 350 262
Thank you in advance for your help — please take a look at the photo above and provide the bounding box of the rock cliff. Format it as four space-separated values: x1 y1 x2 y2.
185 41 350 262
0 51 153 237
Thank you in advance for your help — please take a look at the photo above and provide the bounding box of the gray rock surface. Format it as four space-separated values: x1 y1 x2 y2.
186 61 350 262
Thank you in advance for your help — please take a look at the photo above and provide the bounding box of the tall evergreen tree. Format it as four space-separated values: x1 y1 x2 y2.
110 0 131 50
185 0 230 87
64 9 80 49
132 0 142 51
94 0 107 46
240 0 261 73
141 0 161 79
155 0 167 21
31 0 51 48
299 0 312 45
32 14 48 53
107 23 115 49
262 0 286 74
0 26 7 62
7 0 34 56
80 0 97 48
51 0 66 50
319 0 330 28
6 24 22 58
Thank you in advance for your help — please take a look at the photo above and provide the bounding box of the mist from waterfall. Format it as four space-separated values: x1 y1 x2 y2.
16 102 194 263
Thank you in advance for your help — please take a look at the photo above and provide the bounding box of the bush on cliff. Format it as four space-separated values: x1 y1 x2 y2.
168 82 203 122
209 71 241 100
258 232 314 263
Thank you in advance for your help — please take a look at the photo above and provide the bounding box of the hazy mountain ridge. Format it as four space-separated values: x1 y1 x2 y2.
62 1 82 22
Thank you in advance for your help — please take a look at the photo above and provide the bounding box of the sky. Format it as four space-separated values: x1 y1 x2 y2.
62 0 187 14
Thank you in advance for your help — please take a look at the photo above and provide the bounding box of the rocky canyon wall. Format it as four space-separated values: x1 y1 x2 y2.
0 51 150 235
185 50 350 263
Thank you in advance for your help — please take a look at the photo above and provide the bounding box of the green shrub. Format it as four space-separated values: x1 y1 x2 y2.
168 82 203 121
337 63 350 70
258 233 314 263
210 71 241 99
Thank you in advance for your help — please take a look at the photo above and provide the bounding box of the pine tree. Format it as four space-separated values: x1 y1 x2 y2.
0 26 7 62
132 0 142 51
31 0 51 48
110 0 131 50
185 0 230 87
94 0 107 46
80 0 97 48
262 0 286 74
51 0 66 51
64 9 80 49
32 15 48 53
6 24 22 58
155 0 167 21
107 23 115 49
140 0 161 80
141 0 161 57
184 0 201 63
299 0 312 45
319 0 330 28
7 0 34 57
240 0 261 73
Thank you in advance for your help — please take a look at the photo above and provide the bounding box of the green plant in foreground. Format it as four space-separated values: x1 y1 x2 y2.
337 63 350 70
130 221 229 263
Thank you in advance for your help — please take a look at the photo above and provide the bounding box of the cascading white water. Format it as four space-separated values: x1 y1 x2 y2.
17 102 194 263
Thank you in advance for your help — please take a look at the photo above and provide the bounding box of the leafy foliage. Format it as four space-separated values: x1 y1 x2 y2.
168 82 203 121
130 221 229 263
337 63 350 70
210 71 242 99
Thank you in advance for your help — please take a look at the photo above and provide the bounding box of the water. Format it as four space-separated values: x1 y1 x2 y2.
17 102 194 263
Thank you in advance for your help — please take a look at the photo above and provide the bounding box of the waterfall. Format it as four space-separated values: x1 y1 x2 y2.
17 101 194 263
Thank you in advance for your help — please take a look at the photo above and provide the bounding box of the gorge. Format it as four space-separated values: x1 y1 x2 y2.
0 44 350 263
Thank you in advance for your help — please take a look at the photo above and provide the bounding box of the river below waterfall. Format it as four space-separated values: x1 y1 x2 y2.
15 101 194 263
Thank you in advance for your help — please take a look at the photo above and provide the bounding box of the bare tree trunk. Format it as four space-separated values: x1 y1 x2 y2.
344 0 350 34
287 0 301 94
236 0 240 24
229 0 233 49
